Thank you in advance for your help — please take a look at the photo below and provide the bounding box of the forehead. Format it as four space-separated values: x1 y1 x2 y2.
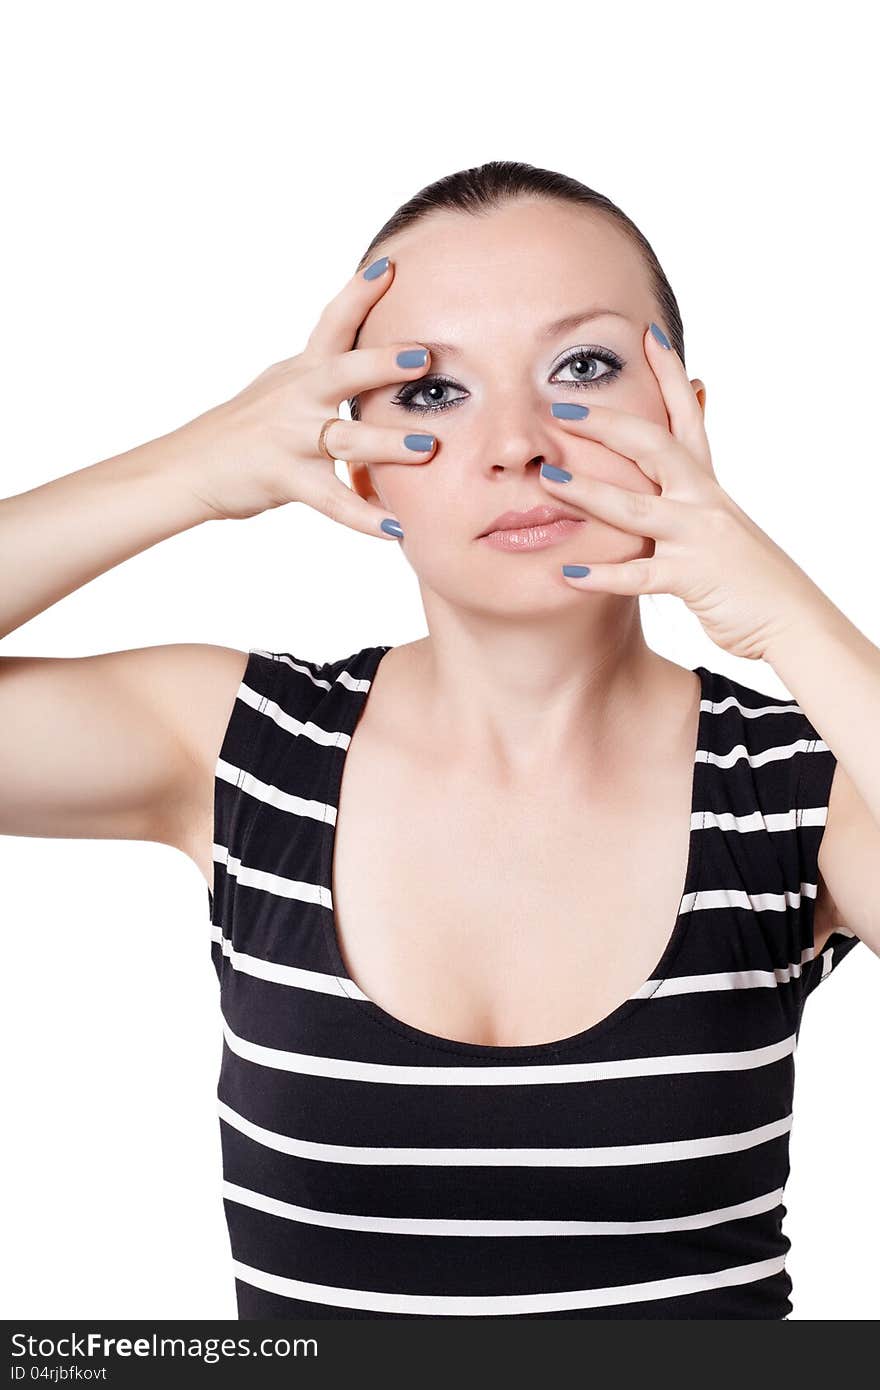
357 199 653 348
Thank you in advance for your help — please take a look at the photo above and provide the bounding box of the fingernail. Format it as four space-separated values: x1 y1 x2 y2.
363 256 389 280
650 322 671 349
397 348 428 368
541 462 572 483
404 433 435 452
562 564 591 577
380 517 404 538
551 402 589 419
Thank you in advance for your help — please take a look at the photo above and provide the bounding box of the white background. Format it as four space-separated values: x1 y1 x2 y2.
1 0 877 1321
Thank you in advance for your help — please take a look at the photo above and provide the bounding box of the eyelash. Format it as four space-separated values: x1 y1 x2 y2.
390 345 625 415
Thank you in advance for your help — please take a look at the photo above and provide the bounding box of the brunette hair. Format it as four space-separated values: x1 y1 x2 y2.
348 159 685 420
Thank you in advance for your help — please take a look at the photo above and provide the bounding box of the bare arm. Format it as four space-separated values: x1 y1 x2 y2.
0 642 247 859
0 433 213 640
0 440 247 864
0 257 436 880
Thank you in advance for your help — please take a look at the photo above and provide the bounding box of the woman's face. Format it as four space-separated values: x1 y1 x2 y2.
349 198 706 618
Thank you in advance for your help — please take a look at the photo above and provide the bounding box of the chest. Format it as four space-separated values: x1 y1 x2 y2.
329 734 696 1049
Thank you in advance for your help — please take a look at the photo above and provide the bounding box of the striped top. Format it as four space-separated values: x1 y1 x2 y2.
208 644 862 1320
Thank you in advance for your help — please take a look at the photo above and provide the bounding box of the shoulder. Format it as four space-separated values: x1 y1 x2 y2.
248 643 390 715
697 663 824 785
701 666 871 978
205 641 387 860
697 664 836 886
221 643 390 759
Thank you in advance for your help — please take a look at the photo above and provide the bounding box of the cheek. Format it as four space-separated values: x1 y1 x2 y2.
392 466 475 546
370 456 447 512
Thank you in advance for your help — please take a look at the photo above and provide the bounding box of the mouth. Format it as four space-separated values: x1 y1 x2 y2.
476 502 587 551
477 503 585 538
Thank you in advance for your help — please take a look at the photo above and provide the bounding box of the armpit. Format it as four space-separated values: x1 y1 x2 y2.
813 869 848 957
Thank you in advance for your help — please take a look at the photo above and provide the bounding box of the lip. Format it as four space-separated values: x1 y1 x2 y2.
477 516 587 552
477 503 585 538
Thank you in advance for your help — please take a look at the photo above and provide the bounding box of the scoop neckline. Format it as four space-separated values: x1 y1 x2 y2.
318 645 709 1061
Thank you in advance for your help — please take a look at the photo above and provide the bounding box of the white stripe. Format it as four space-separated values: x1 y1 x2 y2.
641 951 816 997
703 692 806 720
218 1098 793 1167
686 884 816 914
219 1016 797 1087
230 675 349 749
211 844 333 907
209 926 368 997
215 761 339 826
221 1178 786 1236
230 1252 788 1315
251 648 378 695
699 737 829 771
696 806 827 833
250 651 333 689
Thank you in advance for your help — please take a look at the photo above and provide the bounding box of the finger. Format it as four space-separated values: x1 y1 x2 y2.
297 471 407 542
305 255 397 360
548 400 691 490
644 322 712 468
538 463 690 540
319 416 438 466
317 341 435 407
559 555 671 596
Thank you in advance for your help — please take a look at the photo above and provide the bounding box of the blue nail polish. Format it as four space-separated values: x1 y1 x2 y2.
363 256 389 280
551 402 590 419
562 564 591 577
650 322 671 349
397 348 428 368
404 433 435 452
541 462 572 483
380 517 404 538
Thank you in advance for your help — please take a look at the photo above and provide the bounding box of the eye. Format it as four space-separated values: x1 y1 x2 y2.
550 345 624 389
391 376 468 415
390 345 625 415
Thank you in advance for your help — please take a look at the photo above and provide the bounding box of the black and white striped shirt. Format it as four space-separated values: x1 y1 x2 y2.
208 644 862 1319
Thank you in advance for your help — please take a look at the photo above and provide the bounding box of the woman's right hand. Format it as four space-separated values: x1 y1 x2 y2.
169 256 436 535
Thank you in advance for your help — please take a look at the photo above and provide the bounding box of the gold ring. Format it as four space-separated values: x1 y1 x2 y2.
317 417 339 463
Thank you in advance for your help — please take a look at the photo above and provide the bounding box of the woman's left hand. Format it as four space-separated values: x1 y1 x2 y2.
539 323 826 663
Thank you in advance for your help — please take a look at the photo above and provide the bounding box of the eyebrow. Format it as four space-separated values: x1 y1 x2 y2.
413 307 632 360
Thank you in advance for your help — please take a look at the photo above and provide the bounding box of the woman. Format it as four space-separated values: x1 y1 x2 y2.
1 160 876 1320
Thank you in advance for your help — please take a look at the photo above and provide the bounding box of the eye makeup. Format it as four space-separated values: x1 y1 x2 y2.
390 345 625 415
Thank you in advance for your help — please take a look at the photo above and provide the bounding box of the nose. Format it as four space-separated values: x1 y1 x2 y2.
468 387 567 475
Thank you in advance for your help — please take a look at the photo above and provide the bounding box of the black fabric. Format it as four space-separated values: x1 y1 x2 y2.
208 646 862 1319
